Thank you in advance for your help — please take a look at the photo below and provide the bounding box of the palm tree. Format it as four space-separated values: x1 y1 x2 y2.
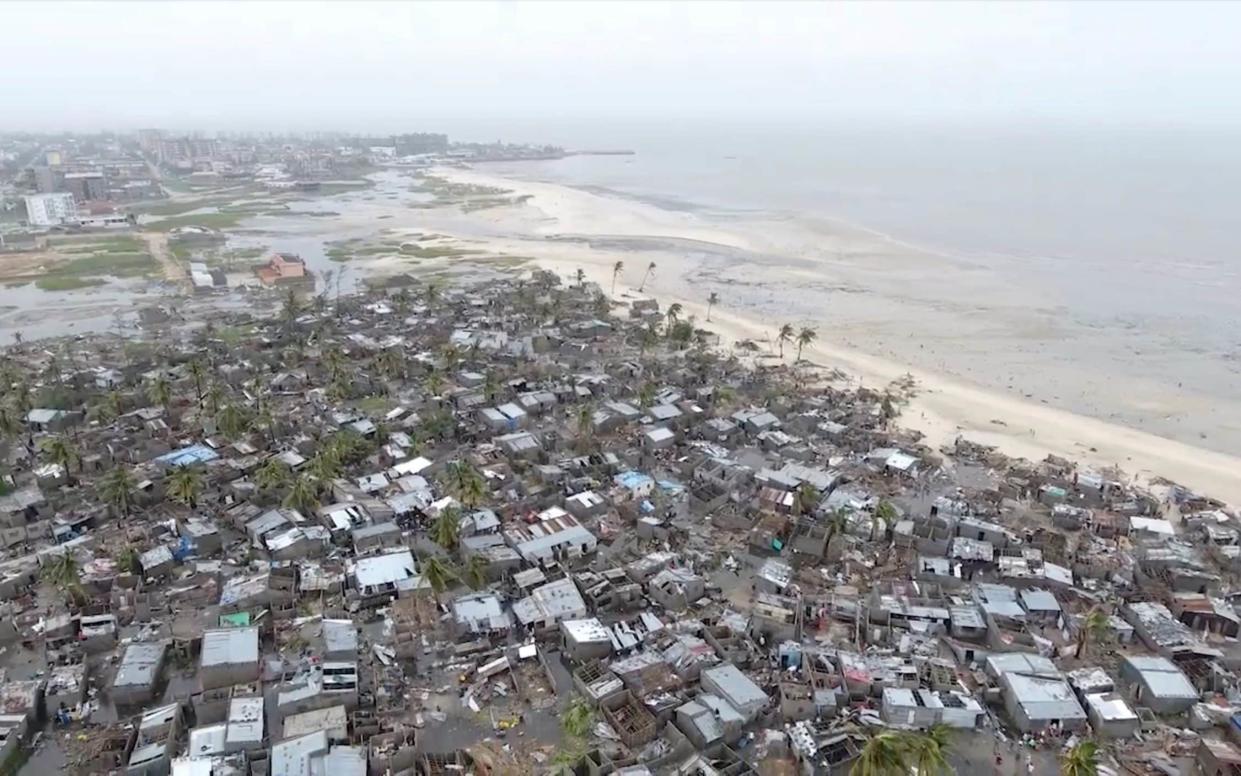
147 375 173 414
447 461 487 508
1060 740 1099 776
905 725 953 776
796 482 820 516
166 467 203 508
637 382 657 409
431 506 462 552
777 323 795 359
873 500 898 541
851 730 909 776
424 369 444 397
424 280 440 306
665 302 683 331
217 402 249 440
1077 609 1112 658
562 695 595 739
281 288 300 326
464 554 490 590
99 466 139 517
40 435 79 473
284 475 320 513
706 291 719 322
575 268 585 287
187 359 207 408
611 260 623 296
42 552 85 603
638 261 655 292
255 457 291 493
420 555 456 601
206 382 226 416
307 450 343 483
796 327 818 362
575 404 595 453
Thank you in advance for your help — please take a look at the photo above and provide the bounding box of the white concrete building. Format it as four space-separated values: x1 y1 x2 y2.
24 193 78 226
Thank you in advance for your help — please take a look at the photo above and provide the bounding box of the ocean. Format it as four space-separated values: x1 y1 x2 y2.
467 119 1241 453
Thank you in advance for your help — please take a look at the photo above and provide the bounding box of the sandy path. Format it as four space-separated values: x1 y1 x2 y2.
425 167 1241 506
139 231 188 290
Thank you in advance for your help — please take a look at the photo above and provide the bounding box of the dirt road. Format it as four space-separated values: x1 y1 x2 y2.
139 231 188 291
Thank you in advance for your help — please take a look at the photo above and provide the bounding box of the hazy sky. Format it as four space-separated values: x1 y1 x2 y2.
3 1 1239 134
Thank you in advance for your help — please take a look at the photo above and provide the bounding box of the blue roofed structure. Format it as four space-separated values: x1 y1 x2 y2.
155 444 219 467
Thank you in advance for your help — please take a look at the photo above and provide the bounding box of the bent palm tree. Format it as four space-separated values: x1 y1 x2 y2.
777 323 795 360
638 261 655 292
147 375 172 414
665 302 683 331
255 457 291 493
706 291 719 322
421 555 456 601
796 327 818 362
40 435 79 473
447 461 487 508
611 260 623 296
1077 609 1111 658
217 402 249 440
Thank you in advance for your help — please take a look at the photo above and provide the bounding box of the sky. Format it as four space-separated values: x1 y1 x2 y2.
2 1 1239 135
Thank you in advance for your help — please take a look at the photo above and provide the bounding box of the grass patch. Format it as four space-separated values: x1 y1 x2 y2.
308 181 373 196
36 276 107 291
4 282 30 289
216 325 254 345
50 235 142 252
355 395 391 414
399 244 481 259
55 252 156 277
145 212 250 232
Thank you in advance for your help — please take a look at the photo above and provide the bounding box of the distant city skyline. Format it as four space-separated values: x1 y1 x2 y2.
2 1 1240 133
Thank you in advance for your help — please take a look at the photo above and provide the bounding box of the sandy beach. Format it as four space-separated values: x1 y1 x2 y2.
417 165 1241 506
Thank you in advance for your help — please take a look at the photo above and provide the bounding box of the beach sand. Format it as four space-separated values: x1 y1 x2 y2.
418 165 1241 505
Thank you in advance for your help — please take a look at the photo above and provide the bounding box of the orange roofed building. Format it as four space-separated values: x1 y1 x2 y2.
256 252 308 285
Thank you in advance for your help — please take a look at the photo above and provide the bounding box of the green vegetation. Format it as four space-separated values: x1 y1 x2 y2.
145 212 250 232
306 181 372 196
399 243 481 260
36 276 108 291
216 325 255 345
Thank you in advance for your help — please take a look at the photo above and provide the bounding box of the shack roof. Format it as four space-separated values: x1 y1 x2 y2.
201 627 260 667
114 642 166 688
1123 655 1199 699
155 444 219 467
1003 673 1086 722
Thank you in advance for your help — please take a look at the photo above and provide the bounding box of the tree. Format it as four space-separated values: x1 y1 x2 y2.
1077 609 1112 658
796 482 820 516
611 260 624 296
796 327 817 362
424 369 444 397
638 261 655 292
431 506 462 552
284 475 321 513
217 402 249 440
307 450 343 483
575 268 585 287
464 554 490 590
206 382 226 416
255 457 291 493
851 730 909 776
187 359 207 408
777 323 795 359
0 403 21 441
447 461 487 508
637 382 657 409
873 500 898 541
116 546 141 575
905 725 953 776
575 404 595 453
42 552 85 604
562 695 595 740
99 466 139 517
40 435 79 473
281 288 300 326
420 555 456 600
147 375 173 414
665 303 683 331
1060 740 1099 776
706 291 719 322
166 467 203 508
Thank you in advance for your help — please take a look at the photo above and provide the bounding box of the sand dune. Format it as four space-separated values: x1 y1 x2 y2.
428 166 1241 506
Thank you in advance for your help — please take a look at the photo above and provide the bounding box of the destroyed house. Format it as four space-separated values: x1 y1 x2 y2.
504 509 597 565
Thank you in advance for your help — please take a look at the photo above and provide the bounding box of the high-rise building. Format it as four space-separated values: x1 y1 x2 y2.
24 193 79 226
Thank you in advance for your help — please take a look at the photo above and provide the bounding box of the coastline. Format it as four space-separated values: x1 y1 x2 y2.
424 164 1241 506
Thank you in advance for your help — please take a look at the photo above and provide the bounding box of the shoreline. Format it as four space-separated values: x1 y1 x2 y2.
426 165 1241 506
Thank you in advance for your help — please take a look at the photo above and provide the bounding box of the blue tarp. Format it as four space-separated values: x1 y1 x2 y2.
154 444 219 468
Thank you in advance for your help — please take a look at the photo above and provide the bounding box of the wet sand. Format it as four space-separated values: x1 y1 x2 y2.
422 165 1241 506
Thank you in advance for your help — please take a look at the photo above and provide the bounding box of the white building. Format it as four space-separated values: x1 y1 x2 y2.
24 193 78 226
